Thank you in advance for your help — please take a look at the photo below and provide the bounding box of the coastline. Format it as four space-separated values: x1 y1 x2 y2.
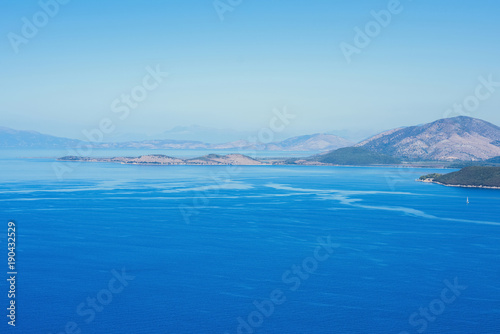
54 158 448 168
416 179 500 190
53 154 454 168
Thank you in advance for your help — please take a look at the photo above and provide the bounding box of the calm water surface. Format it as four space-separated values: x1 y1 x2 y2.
0 150 499 333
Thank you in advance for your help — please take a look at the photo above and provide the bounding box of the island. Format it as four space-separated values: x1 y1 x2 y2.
418 167 500 189
57 149 406 167
58 154 270 166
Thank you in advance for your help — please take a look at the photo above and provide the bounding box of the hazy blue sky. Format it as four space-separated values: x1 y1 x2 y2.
1 0 500 141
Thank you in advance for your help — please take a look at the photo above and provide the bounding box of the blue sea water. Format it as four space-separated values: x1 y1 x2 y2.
1 150 499 333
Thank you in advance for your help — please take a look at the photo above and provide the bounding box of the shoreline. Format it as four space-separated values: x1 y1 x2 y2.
53 157 450 168
52 153 454 168
416 179 500 190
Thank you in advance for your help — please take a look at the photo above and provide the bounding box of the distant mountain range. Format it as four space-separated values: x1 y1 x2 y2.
0 127 352 152
356 116 500 161
97 133 353 151
155 125 254 143
3 116 500 161
0 126 84 148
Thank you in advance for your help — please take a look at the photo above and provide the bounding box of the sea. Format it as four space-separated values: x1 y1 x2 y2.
1 149 499 334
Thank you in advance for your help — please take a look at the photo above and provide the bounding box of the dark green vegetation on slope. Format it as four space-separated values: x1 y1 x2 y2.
314 147 401 165
448 156 500 168
420 167 500 188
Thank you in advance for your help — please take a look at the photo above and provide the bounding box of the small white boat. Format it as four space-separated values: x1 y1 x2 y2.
466 197 469 204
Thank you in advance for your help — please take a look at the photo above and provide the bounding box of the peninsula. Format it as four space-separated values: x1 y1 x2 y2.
418 167 500 189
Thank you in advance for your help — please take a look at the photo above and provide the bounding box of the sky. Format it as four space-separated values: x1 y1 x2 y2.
1 0 500 142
